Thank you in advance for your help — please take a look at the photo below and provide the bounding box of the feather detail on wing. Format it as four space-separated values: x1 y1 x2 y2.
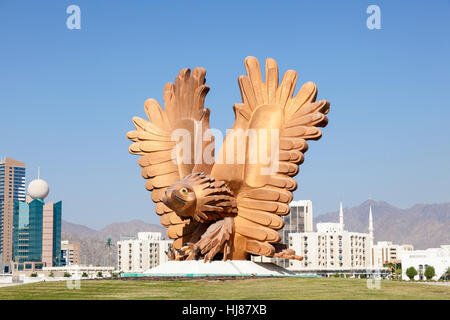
212 57 330 257
127 68 214 249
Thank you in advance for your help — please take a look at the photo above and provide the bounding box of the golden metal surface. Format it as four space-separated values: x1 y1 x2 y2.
127 57 330 262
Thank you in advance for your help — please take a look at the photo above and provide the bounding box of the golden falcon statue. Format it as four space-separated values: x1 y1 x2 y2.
127 57 330 262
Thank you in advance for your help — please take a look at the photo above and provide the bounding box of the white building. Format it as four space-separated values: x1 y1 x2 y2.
117 232 172 273
287 202 378 274
43 265 115 278
371 241 414 267
400 245 450 281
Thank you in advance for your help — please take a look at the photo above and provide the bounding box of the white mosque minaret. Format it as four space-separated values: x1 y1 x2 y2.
339 201 344 229
369 205 374 241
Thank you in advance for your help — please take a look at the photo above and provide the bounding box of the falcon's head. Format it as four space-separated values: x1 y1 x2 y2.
162 172 237 223
162 182 197 219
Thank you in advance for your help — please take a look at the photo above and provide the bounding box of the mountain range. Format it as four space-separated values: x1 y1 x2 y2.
61 219 165 267
315 200 450 249
62 200 450 266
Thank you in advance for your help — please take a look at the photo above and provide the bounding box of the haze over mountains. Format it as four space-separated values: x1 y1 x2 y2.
62 200 450 266
315 200 450 250
61 220 165 267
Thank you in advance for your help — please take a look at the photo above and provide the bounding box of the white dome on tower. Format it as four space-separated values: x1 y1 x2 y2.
28 179 50 200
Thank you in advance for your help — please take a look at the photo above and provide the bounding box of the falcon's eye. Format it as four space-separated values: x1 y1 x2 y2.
179 187 188 195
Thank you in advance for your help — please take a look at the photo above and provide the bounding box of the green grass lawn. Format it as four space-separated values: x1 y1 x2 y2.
1 278 449 300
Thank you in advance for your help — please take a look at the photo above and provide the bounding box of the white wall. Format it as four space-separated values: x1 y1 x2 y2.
400 246 450 281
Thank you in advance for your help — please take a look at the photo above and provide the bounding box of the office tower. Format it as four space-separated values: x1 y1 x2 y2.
0 157 26 271
11 172 62 271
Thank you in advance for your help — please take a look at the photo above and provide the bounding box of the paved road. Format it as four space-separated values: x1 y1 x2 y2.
0 283 24 288
405 281 450 287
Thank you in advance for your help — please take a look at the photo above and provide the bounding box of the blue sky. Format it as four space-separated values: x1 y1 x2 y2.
1 1 449 229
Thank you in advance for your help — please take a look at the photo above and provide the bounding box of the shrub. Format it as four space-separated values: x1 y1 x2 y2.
97 271 103 278
48 272 54 278
406 267 417 280
63 272 72 278
394 268 402 280
82 272 88 278
424 266 435 280
331 273 339 278
30 272 38 277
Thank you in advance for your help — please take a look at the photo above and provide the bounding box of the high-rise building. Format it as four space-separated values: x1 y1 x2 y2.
11 172 62 272
117 232 172 273
60 240 80 266
0 157 26 272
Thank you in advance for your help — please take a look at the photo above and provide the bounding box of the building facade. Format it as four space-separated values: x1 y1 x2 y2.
12 198 62 268
11 173 62 272
400 245 450 281
117 232 172 273
287 202 375 273
371 241 414 267
61 240 80 266
288 227 372 271
0 157 26 272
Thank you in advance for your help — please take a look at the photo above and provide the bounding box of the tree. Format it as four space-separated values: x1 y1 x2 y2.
105 238 114 267
406 267 417 280
394 268 402 280
424 266 435 280
384 262 395 273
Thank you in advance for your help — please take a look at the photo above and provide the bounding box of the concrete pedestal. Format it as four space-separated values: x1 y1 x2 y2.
143 260 297 277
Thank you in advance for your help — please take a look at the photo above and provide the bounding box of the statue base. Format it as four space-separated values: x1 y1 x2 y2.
143 260 296 277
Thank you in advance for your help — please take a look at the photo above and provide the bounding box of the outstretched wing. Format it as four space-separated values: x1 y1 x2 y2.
212 57 330 257
127 68 214 249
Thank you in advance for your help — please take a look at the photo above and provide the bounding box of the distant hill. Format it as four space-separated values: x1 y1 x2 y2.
315 200 450 249
62 220 97 237
61 219 166 267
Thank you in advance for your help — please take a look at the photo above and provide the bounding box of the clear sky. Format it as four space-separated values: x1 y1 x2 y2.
1 1 449 229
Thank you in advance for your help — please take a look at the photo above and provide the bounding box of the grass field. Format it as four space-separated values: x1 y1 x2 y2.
1 278 449 300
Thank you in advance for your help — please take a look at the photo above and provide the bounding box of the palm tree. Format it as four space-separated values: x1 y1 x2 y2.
105 238 113 267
